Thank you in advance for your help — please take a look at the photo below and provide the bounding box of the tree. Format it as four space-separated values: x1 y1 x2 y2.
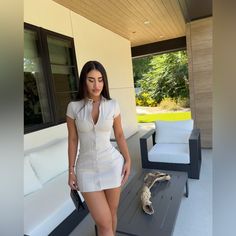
132 56 153 87
137 51 189 103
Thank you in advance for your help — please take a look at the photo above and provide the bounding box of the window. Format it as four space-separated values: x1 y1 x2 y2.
24 23 79 133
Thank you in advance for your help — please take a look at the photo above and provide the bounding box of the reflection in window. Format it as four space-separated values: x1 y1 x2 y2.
24 30 52 126
47 36 78 121
24 24 79 133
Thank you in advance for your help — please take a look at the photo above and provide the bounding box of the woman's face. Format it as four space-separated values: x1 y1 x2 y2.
86 69 104 99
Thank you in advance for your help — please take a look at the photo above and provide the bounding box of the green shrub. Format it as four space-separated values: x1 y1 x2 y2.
176 97 190 108
158 97 180 111
136 92 157 107
136 97 144 106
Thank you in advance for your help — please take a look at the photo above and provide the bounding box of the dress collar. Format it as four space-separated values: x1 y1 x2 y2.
86 95 106 104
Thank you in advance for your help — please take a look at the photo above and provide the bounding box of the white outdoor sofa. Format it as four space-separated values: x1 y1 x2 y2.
24 138 88 236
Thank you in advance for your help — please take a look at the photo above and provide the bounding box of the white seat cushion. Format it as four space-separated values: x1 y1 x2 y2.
28 138 68 184
148 143 190 164
24 156 43 196
155 120 193 144
24 172 74 236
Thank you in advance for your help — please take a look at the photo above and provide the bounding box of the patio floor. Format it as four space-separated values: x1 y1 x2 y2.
69 123 212 236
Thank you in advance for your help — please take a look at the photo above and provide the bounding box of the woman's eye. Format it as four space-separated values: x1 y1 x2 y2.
98 78 103 82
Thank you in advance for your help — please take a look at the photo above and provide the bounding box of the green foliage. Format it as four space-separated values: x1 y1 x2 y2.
132 56 153 87
157 97 190 110
135 51 189 104
158 97 180 111
176 97 190 108
136 92 157 107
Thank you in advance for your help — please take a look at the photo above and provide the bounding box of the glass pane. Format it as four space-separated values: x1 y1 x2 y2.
24 29 52 126
51 65 77 92
55 92 77 121
47 36 73 65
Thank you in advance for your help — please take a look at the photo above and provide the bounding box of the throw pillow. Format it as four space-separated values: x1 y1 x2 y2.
155 120 194 144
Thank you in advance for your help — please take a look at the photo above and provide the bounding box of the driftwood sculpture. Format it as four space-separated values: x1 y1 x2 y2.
141 171 171 215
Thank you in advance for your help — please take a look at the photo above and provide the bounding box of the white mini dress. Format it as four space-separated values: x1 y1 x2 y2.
66 97 124 192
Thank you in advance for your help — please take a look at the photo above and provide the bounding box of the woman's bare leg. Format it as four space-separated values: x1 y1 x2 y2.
82 191 114 236
104 187 122 234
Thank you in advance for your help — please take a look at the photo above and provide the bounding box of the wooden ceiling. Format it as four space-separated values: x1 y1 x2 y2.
53 0 186 47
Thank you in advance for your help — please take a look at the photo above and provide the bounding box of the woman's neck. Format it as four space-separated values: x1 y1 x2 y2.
87 95 101 103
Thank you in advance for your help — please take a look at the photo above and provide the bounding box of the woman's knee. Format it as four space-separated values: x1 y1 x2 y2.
110 205 118 218
96 216 113 230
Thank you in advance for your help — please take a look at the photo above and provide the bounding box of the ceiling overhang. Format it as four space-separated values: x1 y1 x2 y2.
53 0 212 56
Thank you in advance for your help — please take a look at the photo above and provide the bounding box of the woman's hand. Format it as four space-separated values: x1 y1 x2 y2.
121 160 131 186
68 171 79 190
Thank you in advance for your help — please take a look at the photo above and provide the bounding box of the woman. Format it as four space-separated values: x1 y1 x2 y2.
66 61 131 236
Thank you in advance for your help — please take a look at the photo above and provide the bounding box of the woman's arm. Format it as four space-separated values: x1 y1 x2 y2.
66 116 79 190
113 114 131 185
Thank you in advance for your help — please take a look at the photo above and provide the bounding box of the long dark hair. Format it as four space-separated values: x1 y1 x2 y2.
77 61 111 100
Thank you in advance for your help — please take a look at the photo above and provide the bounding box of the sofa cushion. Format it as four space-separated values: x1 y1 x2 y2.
24 156 42 196
24 172 75 236
155 120 193 144
29 138 68 185
148 143 190 164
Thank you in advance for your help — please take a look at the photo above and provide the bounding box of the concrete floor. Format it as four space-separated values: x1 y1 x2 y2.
70 124 212 236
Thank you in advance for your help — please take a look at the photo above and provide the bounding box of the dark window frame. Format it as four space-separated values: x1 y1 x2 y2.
24 23 79 134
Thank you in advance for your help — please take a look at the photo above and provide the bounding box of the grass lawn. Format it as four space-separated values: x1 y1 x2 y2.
137 111 191 123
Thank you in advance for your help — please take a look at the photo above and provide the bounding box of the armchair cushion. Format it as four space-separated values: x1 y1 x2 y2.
155 120 194 144
148 143 190 164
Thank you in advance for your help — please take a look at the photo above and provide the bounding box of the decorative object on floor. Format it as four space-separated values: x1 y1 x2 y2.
141 171 171 215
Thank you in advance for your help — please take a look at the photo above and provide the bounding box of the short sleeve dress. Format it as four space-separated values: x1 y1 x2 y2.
66 96 124 192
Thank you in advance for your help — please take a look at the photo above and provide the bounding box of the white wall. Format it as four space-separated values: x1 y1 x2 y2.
213 0 236 235
24 0 73 37
24 0 138 151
